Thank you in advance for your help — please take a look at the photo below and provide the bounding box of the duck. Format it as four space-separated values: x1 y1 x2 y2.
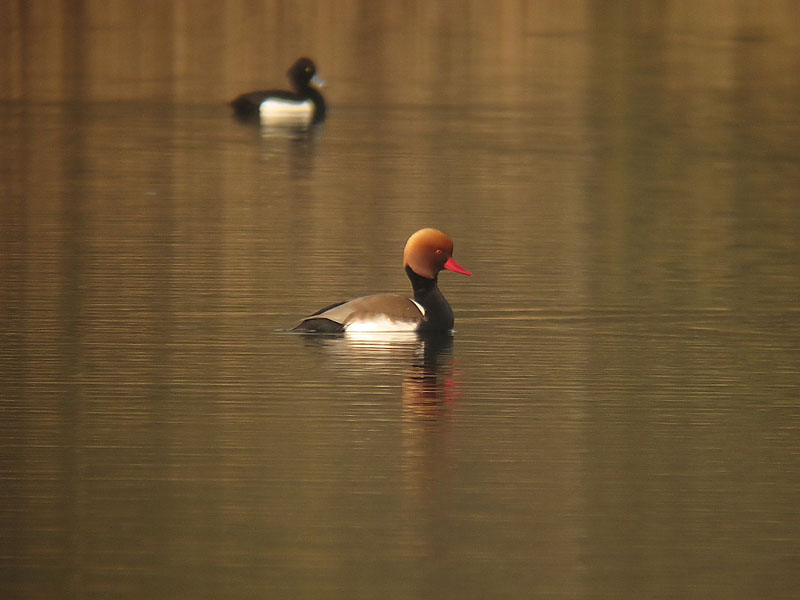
293 228 471 334
230 57 326 124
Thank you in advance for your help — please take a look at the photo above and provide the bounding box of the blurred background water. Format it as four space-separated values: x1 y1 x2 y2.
1 2 800 598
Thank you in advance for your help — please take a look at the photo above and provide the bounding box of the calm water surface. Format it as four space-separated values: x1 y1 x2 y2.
2 3 800 599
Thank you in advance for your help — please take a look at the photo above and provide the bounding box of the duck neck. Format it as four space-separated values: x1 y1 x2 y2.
406 266 454 332
308 87 326 121
295 83 326 121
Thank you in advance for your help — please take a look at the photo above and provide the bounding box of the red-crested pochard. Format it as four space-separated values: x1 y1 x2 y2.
292 228 471 333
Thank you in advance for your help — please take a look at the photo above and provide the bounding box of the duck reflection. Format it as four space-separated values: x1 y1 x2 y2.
300 330 419 374
258 120 324 141
399 334 457 513
401 333 456 418
232 113 323 142
298 331 457 411
298 332 458 511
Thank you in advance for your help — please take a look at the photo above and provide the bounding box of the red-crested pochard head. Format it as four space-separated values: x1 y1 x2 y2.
402 228 472 280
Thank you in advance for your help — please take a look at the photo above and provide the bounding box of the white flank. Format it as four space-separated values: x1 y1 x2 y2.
259 98 314 123
344 317 419 333
343 299 425 334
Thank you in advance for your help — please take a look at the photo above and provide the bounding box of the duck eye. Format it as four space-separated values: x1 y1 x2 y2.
435 249 442 255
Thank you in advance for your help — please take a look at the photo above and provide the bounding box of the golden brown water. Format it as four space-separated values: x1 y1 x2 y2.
2 2 800 598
